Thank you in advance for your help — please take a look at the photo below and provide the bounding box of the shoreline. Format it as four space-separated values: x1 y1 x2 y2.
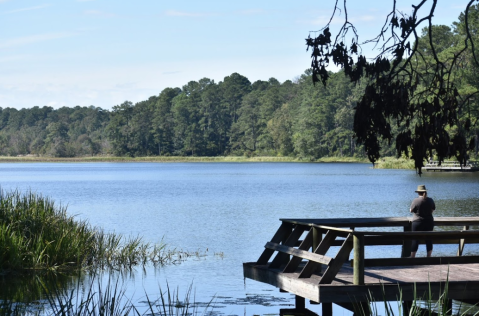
0 155 370 164
0 155 423 170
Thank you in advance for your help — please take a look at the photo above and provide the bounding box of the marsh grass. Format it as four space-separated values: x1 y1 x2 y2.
374 157 416 170
39 275 212 316
44 275 139 316
0 190 190 274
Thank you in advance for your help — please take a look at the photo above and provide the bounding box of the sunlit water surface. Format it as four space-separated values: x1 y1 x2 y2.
1 162 479 315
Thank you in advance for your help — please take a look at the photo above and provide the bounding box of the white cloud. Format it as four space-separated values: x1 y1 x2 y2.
0 32 74 49
4 4 51 14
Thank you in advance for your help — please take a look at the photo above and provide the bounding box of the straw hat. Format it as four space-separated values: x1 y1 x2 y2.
415 185 427 193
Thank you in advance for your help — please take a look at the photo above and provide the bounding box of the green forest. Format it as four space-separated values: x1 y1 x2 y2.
0 9 478 161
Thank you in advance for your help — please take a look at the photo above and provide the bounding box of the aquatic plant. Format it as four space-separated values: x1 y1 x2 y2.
0 189 186 274
40 275 213 316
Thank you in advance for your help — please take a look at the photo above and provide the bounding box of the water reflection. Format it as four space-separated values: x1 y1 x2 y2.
0 272 81 303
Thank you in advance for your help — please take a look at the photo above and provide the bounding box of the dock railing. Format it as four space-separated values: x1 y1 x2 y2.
255 217 479 287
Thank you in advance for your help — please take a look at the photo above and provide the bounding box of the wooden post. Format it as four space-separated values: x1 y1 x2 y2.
322 302 333 316
313 227 322 273
353 233 364 285
401 223 412 257
402 301 412 316
295 295 305 310
457 225 469 256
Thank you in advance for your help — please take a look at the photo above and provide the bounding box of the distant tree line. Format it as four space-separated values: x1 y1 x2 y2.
0 12 478 160
0 71 367 159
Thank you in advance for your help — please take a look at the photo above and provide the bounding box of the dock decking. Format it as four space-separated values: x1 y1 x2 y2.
424 161 479 172
243 217 479 315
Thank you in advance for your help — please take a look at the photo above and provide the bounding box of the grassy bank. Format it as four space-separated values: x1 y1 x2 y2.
0 155 368 163
0 190 188 274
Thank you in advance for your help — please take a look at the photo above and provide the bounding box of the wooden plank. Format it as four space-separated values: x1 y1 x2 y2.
282 217 411 228
320 234 353 284
318 282 479 303
283 228 313 273
354 230 479 239
311 225 353 234
264 242 332 265
270 225 307 269
257 222 293 264
299 230 339 278
355 256 479 267
328 236 479 247
281 217 479 228
243 262 321 302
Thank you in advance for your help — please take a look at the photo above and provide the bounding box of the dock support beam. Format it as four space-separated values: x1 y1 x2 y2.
353 234 364 285
401 224 412 257
322 303 332 316
295 295 305 310
457 225 469 256
313 227 322 273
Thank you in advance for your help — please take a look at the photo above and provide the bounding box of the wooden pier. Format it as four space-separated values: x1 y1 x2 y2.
424 161 479 172
243 217 479 315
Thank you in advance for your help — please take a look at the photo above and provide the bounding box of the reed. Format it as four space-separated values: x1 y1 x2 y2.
39 274 212 316
354 277 479 316
44 275 139 316
0 190 186 274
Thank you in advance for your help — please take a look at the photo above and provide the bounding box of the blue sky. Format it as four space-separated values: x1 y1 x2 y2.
0 0 471 110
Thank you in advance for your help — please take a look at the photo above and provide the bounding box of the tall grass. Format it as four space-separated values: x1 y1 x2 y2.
26 275 213 316
0 190 187 274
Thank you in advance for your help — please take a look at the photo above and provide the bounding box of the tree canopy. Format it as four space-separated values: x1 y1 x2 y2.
307 0 479 173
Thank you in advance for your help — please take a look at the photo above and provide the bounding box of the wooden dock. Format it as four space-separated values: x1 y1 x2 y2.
424 161 479 172
243 217 479 315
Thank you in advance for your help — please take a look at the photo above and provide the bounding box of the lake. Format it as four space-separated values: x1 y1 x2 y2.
1 162 479 315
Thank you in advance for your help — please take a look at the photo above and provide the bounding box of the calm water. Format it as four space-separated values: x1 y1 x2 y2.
1 162 479 315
